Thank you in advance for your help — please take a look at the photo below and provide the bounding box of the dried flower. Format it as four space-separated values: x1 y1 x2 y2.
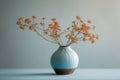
76 16 81 20
80 19 84 23
93 26 96 30
70 36 78 43
88 20 92 23
29 25 33 30
82 37 86 41
51 18 57 22
25 18 31 24
42 17 46 20
96 34 99 40
16 20 21 25
72 21 76 24
16 16 99 46
19 24 25 30
40 22 45 26
32 16 36 19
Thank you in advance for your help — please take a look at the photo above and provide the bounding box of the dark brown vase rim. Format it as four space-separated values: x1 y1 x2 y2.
60 45 70 47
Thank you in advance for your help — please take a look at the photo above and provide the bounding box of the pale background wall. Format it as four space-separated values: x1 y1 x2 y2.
0 0 120 68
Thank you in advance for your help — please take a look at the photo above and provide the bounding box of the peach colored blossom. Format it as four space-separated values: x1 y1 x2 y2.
25 18 31 24
32 16 36 19
16 16 99 46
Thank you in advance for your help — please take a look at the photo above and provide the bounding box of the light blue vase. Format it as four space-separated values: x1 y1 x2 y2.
51 46 79 75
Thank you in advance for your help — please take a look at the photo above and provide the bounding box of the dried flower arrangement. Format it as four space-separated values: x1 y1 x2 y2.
16 16 99 46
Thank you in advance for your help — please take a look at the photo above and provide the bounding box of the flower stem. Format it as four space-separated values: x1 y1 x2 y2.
36 31 58 44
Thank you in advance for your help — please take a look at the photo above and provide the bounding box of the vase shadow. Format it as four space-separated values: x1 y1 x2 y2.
15 73 56 76
1 73 56 76
27 73 55 76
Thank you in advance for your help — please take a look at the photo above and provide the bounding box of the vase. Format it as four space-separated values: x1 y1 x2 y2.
50 46 79 75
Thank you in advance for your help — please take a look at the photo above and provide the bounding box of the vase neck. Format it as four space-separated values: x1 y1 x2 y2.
59 46 71 49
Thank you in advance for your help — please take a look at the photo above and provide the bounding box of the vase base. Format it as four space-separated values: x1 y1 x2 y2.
53 68 75 75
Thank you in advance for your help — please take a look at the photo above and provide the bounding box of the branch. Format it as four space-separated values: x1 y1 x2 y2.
36 31 58 44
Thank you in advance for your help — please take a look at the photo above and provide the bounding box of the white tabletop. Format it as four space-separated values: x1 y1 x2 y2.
0 69 120 80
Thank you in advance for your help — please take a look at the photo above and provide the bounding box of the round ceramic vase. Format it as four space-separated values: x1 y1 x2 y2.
50 46 79 75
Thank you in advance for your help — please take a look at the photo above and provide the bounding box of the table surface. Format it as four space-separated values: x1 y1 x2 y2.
0 69 120 80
